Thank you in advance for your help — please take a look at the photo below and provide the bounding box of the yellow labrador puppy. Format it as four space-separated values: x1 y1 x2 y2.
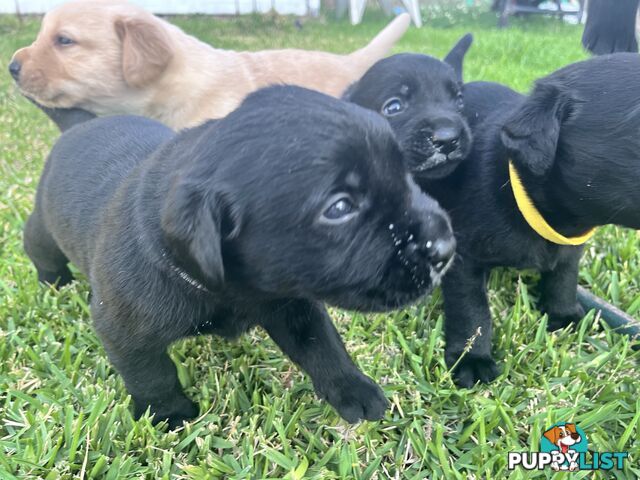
10 1 410 128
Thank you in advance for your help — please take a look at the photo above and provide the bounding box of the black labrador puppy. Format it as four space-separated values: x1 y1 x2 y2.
582 0 639 55
344 35 473 179
24 85 456 427
351 53 640 387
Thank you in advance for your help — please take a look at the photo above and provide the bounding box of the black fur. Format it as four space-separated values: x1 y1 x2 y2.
343 35 473 180
350 53 640 387
25 97 96 132
24 85 456 427
436 55 640 386
582 0 639 55
39 106 96 132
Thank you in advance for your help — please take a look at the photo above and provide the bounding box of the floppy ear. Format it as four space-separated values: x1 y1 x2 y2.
500 82 575 176
443 33 473 82
565 423 577 434
115 15 174 87
543 427 560 445
161 177 226 289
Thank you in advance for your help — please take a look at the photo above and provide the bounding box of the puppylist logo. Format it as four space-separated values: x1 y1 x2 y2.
508 422 629 472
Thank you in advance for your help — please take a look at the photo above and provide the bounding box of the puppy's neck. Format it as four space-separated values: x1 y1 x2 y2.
510 164 597 240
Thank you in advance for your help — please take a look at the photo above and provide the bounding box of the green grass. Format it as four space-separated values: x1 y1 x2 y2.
1 9 639 479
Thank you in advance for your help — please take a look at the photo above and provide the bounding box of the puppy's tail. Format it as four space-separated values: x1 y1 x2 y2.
348 13 411 71
28 99 96 132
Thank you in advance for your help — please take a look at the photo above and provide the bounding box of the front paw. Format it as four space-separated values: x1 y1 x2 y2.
316 373 389 423
134 394 199 430
445 351 500 388
546 303 585 332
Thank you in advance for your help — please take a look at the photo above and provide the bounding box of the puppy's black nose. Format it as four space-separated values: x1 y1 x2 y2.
427 236 456 272
404 214 456 272
8 60 21 80
432 126 460 156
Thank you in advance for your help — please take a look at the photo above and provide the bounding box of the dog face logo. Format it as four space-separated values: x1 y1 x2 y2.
540 423 587 472
543 423 581 453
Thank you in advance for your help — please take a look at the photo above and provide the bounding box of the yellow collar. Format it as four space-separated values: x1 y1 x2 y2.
508 161 596 246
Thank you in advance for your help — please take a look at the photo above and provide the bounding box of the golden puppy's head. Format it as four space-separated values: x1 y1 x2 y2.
10 0 174 113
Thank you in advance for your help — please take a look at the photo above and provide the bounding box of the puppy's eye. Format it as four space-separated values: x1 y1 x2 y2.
456 91 464 110
381 97 405 117
320 195 358 224
55 35 75 46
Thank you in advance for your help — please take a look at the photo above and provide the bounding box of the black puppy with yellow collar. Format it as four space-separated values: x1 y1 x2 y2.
350 53 640 386
438 54 640 386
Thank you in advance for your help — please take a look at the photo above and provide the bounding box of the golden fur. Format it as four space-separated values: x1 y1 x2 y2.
12 1 410 128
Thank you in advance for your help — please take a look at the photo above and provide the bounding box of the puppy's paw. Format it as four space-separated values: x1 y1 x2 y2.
546 303 585 332
135 395 199 430
164 407 199 430
446 351 500 389
318 374 388 423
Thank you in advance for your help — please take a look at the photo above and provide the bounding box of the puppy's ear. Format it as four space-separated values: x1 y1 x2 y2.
500 82 575 176
543 427 560 445
161 177 232 289
115 15 174 87
443 33 473 82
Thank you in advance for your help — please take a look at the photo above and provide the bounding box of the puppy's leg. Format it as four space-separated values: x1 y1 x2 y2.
23 213 73 286
540 248 585 331
260 299 388 423
442 257 499 388
92 298 198 429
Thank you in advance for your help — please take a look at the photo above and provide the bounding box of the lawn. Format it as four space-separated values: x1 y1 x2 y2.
1 8 639 480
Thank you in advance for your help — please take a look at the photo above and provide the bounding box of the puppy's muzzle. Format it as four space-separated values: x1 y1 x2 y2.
402 214 455 275
406 118 469 179
399 179 456 285
432 126 460 156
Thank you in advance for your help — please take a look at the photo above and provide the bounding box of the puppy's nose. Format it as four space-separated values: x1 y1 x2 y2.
8 60 21 80
432 126 460 155
404 214 456 272
425 213 456 271
427 236 456 272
